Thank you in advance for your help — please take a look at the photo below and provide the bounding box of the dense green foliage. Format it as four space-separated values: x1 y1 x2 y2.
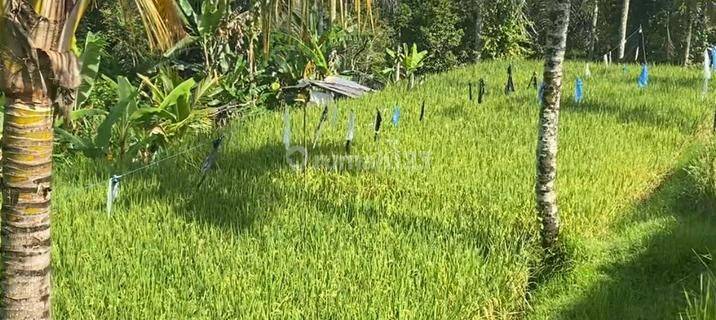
51 61 714 318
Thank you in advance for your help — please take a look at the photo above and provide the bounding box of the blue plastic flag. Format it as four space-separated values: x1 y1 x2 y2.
574 78 584 103
392 106 401 126
711 48 716 70
538 82 545 105
637 64 649 88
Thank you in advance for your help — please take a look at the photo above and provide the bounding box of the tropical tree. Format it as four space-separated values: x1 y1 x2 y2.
536 0 570 250
0 0 185 318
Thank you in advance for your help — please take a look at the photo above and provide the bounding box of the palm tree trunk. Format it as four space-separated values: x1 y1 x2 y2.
617 0 630 60
536 0 570 250
684 14 694 67
1 1 80 318
588 0 599 60
1 97 54 320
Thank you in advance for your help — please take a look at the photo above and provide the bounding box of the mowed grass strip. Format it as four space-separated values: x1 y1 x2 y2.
52 61 709 318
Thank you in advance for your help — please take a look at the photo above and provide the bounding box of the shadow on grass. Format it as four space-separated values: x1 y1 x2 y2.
562 99 701 134
554 167 716 319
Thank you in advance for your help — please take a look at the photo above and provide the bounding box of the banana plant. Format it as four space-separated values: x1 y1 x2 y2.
385 43 429 89
56 76 140 159
73 32 104 111
273 26 347 82
135 68 219 147
170 0 232 73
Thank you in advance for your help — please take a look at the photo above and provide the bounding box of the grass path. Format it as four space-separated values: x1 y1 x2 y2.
52 61 711 318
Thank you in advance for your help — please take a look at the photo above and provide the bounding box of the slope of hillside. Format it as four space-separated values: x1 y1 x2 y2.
53 61 711 318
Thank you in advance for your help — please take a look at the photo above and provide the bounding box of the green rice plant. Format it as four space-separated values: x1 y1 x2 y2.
50 61 712 319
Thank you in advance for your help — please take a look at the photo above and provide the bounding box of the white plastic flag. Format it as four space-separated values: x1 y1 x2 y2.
330 103 339 128
703 50 711 97
585 63 592 79
106 175 121 215
345 111 356 154
705 50 712 80
310 91 333 106
283 108 291 150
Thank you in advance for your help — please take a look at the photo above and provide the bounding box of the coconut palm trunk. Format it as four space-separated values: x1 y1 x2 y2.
0 1 184 318
536 0 570 250
617 0 630 60
0 1 82 318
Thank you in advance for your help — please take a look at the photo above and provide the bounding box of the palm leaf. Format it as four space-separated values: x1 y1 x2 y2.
132 0 188 51
58 0 90 51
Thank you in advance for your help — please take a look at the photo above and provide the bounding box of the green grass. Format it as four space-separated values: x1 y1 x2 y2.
52 61 714 319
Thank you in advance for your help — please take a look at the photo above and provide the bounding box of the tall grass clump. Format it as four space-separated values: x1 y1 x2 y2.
682 254 716 320
686 142 716 210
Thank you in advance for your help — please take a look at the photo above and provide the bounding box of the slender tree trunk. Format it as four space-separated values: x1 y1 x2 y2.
588 0 599 60
536 0 570 250
474 3 483 60
666 20 675 63
684 14 694 66
330 0 336 23
617 0 630 60
395 46 401 82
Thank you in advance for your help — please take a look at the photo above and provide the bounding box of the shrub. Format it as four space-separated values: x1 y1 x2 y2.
400 0 463 72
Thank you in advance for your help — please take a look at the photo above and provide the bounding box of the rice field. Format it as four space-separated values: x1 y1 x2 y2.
52 60 714 319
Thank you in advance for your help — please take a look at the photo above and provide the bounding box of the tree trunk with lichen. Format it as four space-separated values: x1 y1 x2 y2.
536 0 570 250
588 0 598 60
617 0 629 60
684 14 693 66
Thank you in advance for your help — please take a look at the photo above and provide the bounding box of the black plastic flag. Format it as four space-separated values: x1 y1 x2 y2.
197 136 224 189
346 111 356 154
313 104 329 148
374 109 382 141
505 65 515 95
478 79 485 104
528 71 538 89
419 100 425 121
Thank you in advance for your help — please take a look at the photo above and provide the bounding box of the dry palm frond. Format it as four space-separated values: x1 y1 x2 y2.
132 0 187 51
